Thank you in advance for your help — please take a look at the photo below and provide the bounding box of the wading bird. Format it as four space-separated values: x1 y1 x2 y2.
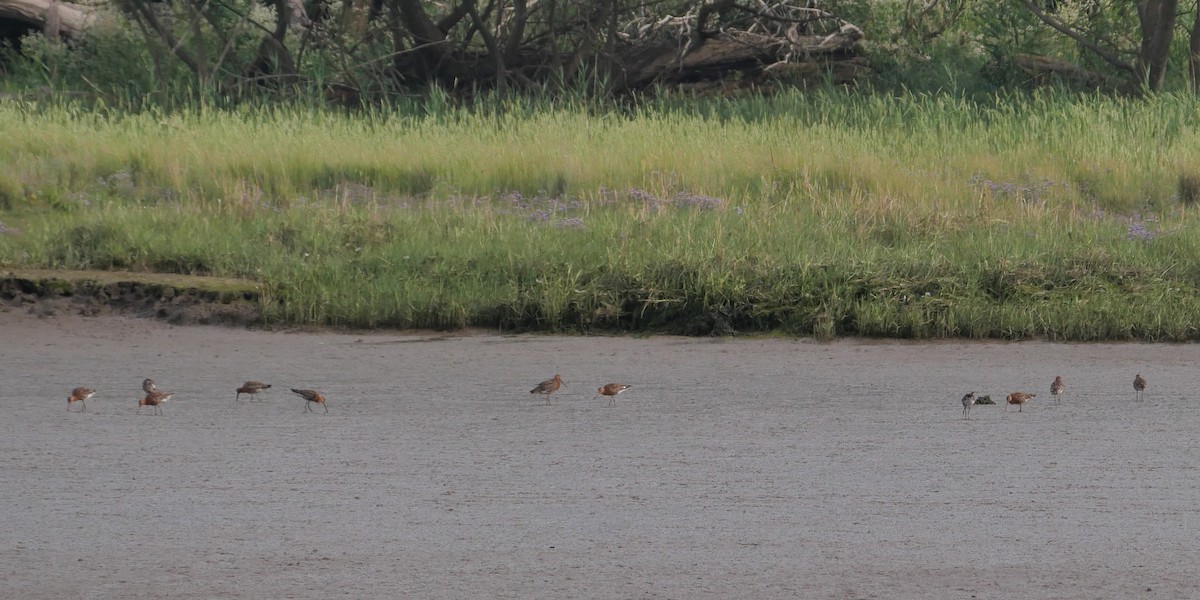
67 387 95 412
291 388 328 413
1005 392 1036 412
236 381 272 401
595 383 631 407
961 392 976 419
530 374 564 405
1134 373 1147 401
1051 376 1065 403
138 389 174 416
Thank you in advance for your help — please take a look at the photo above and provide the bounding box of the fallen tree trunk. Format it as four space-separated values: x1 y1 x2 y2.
618 23 868 92
0 0 95 37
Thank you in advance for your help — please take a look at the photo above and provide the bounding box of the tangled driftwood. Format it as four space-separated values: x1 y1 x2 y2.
615 3 868 92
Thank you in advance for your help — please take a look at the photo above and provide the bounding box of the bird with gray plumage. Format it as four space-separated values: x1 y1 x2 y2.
961 392 976 419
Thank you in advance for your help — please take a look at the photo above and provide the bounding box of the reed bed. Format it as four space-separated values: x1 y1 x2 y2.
2 91 1199 339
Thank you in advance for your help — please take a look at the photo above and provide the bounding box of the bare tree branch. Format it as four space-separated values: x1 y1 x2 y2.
116 0 207 78
1018 0 1137 75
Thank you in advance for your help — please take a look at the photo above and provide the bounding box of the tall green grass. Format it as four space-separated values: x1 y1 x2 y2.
3 90 1200 339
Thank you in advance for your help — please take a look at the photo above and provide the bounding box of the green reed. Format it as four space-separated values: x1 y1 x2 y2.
3 90 1200 338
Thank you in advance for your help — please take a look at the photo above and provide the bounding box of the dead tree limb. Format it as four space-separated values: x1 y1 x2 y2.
0 0 95 37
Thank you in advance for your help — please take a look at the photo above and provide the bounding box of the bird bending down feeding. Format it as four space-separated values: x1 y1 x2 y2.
236 381 272 401
1051 376 1065 402
594 383 631 407
138 389 174 415
291 388 328 413
1133 373 1147 401
67 387 95 412
530 374 564 405
1005 392 1035 412
960 392 976 419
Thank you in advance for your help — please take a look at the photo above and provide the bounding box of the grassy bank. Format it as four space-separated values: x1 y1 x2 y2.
2 91 1200 339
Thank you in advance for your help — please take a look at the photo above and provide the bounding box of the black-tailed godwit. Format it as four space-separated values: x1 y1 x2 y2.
1051 376 1065 402
1005 392 1035 412
961 392 976 419
594 383 631 407
138 389 174 415
67 387 95 412
291 388 328 413
530 374 564 405
236 381 272 401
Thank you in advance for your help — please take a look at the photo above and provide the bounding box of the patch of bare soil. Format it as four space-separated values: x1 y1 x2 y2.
1 270 260 326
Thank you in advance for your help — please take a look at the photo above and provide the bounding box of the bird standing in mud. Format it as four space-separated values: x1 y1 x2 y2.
961 392 976 419
1051 376 1065 402
1005 392 1035 412
530 374 564 405
1134 373 1147 401
594 383 631 407
67 387 95 412
291 388 328 413
236 381 272 401
138 389 174 415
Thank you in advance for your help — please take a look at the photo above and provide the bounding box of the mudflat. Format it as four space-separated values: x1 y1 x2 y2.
1 311 1196 598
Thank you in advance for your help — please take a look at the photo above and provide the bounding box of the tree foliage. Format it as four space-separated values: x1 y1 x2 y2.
3 0 1200 101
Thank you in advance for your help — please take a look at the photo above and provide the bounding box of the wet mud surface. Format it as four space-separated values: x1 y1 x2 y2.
1 312 1197 598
